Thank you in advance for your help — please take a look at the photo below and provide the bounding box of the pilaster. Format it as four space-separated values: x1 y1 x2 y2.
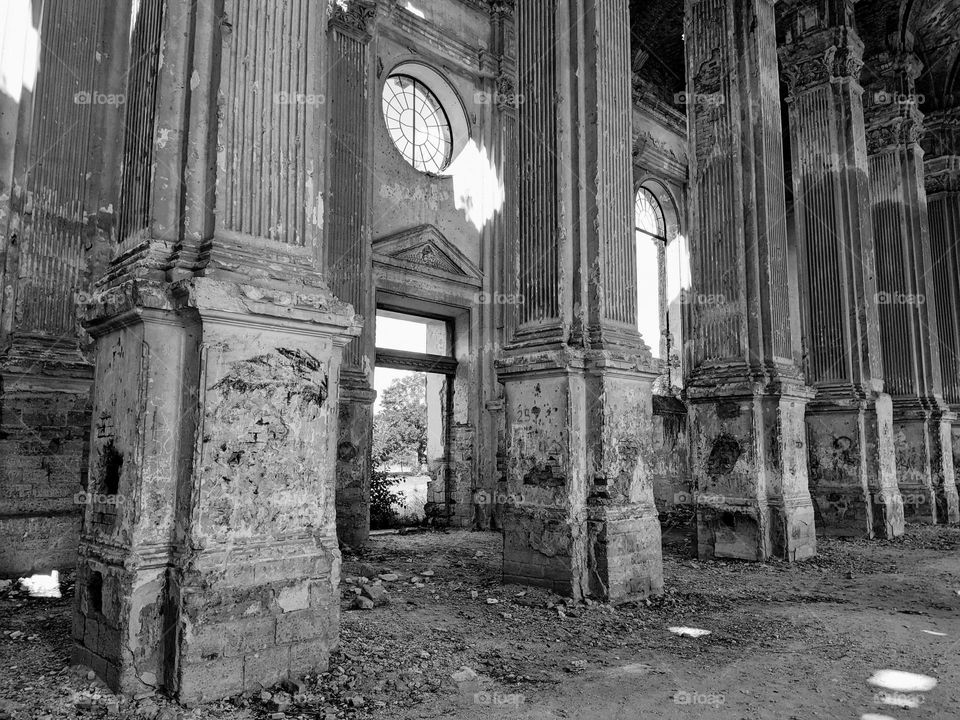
496 0 662 602
778 6 904 539
923 109 960 510
326 0 379 548
864 54 960 524
684 0 817 560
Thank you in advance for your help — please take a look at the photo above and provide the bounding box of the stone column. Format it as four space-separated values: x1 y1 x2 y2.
496 0 663 602
778 5 904 539
72 0 360 702
684 0 816 561
0 0 124 575
924 109 960 507
863 54 960 524
325 1 378 549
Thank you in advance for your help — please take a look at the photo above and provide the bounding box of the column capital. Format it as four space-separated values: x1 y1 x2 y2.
922 107 960 158
925 155 960 195
488 0 515 21
865 106 924 154
327 0 378 38
779 24 864 97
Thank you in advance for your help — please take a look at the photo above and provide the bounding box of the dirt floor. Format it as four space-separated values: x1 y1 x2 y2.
2 523 960 720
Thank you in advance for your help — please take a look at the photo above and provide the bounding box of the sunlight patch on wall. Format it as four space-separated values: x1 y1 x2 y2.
447 139 504 232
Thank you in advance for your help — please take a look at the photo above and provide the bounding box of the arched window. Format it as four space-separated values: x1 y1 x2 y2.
382 74 453 174
635 187 668 360
635 187 667 241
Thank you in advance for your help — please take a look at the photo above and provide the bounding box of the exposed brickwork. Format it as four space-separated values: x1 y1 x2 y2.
0 375 91 576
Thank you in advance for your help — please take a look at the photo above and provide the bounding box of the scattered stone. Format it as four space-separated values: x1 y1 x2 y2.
259 690 273 703
352 596 375 610
9 631 23 640
346 694 365 708
361 584 390 606
379 573 399 582
138 700 159 720
470 590 479 599
451 667 477 683
419 651 431 659
86 670 96 680
421 570 435 577
486 598 499 604
280 677 306 695
356 563 378 579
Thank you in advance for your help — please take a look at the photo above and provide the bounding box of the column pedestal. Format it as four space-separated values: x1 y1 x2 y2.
498 351 663 601
892 402 960 524
688 377 817 561
72 276 358 701
335 375 375 548
806 394 904 538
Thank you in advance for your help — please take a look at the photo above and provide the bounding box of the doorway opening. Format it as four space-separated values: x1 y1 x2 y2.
372 309 457 530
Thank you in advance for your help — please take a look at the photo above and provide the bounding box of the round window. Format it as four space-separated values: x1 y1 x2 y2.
381 74 453 174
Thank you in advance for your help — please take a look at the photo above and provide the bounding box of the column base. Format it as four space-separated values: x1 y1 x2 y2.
687 378 818 561
805 394 904 539
696 498 816 561
586 503 663 601
496 347 663 601
893 407 960 524
335 377 375 548
502 504 585 598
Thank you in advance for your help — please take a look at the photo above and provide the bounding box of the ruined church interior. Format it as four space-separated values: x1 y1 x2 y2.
2 0 960 717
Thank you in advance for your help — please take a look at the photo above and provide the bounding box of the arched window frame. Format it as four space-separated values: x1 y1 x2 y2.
634 180 686 390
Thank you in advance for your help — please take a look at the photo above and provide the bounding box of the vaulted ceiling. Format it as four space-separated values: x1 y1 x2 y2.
628 0 960 113
629 0 685 102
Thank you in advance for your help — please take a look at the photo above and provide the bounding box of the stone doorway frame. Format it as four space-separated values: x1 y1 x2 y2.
372 224 485 528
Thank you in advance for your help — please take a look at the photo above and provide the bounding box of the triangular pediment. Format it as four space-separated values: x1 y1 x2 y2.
372 225 481 283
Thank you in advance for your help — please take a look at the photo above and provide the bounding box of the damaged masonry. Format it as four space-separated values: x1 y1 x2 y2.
1 0 960 718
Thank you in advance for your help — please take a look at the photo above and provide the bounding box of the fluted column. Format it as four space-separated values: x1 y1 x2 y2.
924 109 960 508
496 0 662 601
325 0 378 549
778 4 904 539
864 54 960 524
684 0 816 561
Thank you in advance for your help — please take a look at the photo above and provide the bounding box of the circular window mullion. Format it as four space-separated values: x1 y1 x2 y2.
382 73 453 175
